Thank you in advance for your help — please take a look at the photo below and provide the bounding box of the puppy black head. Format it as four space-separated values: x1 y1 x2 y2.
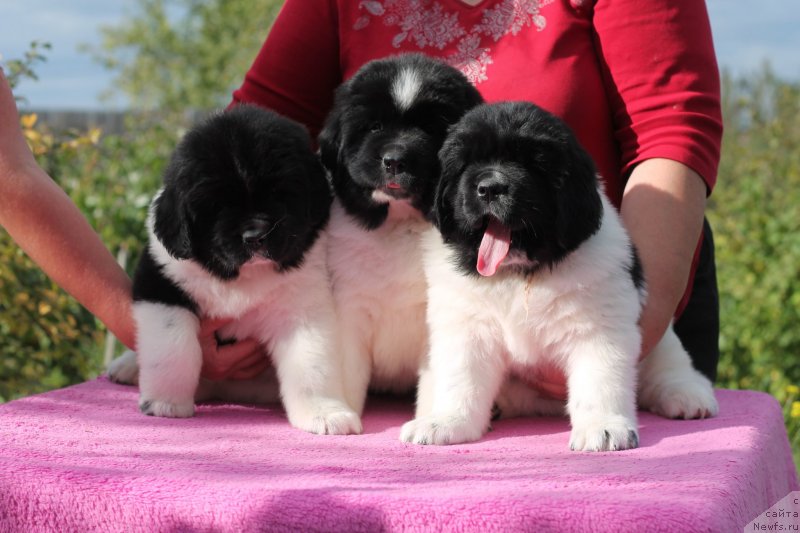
153 104 332 280
435 101 603 277
318 53 483 229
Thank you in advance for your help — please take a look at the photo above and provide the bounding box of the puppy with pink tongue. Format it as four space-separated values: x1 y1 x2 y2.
477 219 512 277
403 102 718 450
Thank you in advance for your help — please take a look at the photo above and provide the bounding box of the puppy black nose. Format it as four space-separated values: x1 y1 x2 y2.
242 229 267 246
476 176 508 203
382 153 406 176
242 220 270 247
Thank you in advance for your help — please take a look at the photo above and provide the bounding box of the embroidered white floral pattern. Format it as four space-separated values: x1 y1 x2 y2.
474 0 548 41
354 0 554 83
450 34 493 83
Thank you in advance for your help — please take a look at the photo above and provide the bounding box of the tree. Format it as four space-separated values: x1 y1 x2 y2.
87 0 283 113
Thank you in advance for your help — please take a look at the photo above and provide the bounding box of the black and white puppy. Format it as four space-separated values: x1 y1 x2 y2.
401 102 718 450
110 105 360 435
319 53 483 414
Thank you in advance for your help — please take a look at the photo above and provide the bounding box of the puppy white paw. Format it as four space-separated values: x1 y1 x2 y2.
107 350 139 385
139 398 195 418
642 377 719 420
400 414 486 445
289 402 362 435
569 415 639 452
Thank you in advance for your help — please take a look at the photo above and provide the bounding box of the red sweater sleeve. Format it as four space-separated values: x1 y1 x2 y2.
592 0 723 193
231 0 341 139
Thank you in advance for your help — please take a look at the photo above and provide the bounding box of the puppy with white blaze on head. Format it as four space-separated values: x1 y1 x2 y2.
400 102 718 451
318 54 484 414
108 105 361 435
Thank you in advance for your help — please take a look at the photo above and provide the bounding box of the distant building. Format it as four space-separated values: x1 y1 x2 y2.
26 109 211 135
27 109 129 135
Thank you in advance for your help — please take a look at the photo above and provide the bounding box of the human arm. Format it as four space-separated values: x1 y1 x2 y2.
0 67 137 349
621 158 707 359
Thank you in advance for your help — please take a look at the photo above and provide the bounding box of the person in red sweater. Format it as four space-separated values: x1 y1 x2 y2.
0 0 722 393
231 0 723 391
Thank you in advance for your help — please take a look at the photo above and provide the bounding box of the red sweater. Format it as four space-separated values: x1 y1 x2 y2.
231 0 723 312
233 0 722 207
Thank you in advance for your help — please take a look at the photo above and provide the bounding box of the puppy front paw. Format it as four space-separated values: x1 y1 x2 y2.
569 415 639 452
107 350 139 385
139 398 195 418
400 414 486 445
289 401 363 435
641 375 719 420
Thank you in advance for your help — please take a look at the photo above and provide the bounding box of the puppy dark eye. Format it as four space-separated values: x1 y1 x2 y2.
369 122 383 133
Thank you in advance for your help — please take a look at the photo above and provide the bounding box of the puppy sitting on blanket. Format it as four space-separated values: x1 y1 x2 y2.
401 102 718 451
318 53 483 415
109 105 360 435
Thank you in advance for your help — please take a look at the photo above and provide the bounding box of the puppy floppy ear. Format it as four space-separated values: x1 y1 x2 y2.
152 184 192 260
553 137 604 254
318 98 344 176
432 133 465 239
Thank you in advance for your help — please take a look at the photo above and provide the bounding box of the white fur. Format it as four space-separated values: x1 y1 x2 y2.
117 196 361 435
326 198 430 415
401 193 718 450
135 301 201 418
391 68 422 112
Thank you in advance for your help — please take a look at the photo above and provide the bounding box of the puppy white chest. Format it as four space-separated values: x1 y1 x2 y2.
327 200 429 392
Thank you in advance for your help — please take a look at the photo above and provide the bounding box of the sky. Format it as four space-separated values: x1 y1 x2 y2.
1 0 799 110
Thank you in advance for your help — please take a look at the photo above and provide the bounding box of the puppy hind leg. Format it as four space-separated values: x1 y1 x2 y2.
566 336 639 452
271 320 362 435
135 303 201 418
637 327 719 419
107 349 139 386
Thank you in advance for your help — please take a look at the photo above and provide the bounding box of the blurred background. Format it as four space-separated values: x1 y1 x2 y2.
0 1 798 468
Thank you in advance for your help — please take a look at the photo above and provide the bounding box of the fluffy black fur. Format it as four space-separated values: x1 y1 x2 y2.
435 101 604 276
133 105 332 306
318 53 484 228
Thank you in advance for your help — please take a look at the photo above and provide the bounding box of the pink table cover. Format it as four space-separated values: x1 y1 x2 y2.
0 378 797 532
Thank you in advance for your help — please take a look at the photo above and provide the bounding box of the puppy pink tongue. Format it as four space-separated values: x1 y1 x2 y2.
477 219 511 277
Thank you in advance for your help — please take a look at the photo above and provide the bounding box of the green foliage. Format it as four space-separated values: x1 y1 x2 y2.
0 241 101 403
85 0 283 113
2 40 51 96
709 65 800 469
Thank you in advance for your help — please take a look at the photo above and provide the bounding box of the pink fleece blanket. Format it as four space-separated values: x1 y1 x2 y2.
0 378 797 532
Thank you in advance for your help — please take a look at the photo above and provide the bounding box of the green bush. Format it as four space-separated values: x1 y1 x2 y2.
710 66 800 469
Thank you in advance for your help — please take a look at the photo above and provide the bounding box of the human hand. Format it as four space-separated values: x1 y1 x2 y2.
530 366 568 401
198 317 270 381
